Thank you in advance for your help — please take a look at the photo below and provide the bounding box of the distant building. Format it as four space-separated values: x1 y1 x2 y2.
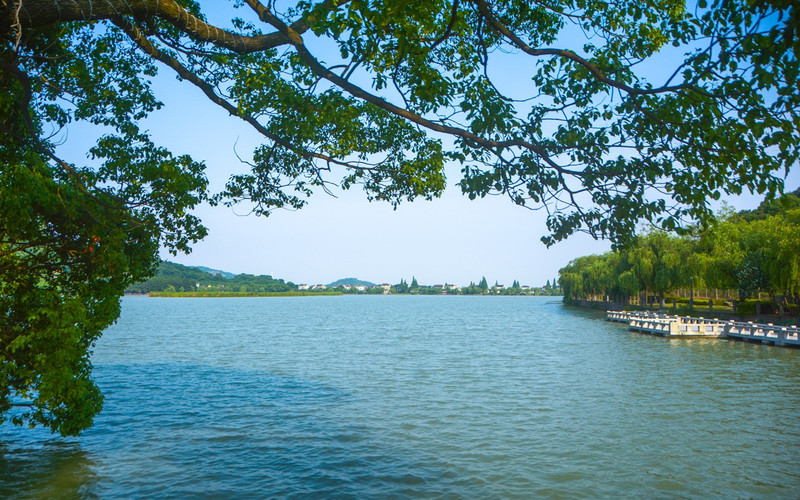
378 283 391 294
356 285 367 292
298 284 310 290
312 284 327 290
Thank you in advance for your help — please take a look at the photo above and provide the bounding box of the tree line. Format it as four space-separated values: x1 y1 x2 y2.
129 262 561 296
559 190 800 315
336 277 561 296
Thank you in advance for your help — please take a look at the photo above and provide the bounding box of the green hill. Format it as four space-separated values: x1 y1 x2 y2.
193 265 236 279
126 261 294 294
328 278 376 288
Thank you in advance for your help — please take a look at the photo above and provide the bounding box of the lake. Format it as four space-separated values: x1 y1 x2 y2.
1 295 799 498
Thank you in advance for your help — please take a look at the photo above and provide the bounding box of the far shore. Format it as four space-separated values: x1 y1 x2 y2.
127 292 558 298
142 291 343 298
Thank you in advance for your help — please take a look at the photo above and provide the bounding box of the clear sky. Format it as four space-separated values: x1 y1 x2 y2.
140 73 610 287
64 3 799 287
138 69 794 288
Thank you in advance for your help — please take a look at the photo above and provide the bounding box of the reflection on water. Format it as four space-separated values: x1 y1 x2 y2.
0 440 98 499
1 296 799 497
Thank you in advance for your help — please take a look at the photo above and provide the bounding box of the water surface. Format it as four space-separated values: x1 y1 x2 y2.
2 296 799 497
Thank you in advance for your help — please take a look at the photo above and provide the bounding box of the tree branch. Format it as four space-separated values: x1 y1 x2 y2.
242 0 575 175
112 16 378 173
472 0 706 97
5 0 308 54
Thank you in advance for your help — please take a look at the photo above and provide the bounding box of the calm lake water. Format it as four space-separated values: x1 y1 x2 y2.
2 295 799 498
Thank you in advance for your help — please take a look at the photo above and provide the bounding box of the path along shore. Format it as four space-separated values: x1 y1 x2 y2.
607 310 800 348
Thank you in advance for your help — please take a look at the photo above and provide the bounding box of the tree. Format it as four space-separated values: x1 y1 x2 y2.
559 254 612 302
697 211 745 294
627 231 683 308
581 253 615 302
1 0 798 435
698 193 800 309
479 276 489 292
736 209 800 303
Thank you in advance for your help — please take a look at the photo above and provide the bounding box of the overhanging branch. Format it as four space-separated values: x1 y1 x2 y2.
5 0 303 54
113 16 381 173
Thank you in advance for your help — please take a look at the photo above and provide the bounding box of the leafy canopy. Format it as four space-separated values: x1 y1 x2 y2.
1 0 798 434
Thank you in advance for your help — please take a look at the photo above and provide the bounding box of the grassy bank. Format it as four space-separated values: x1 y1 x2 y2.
148 291 343 298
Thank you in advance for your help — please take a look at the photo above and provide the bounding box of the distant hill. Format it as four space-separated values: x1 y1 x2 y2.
193 265 236 279
328 278 377 287
126 261 293 294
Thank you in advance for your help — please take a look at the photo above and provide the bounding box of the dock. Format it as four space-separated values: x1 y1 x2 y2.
606 311 800 347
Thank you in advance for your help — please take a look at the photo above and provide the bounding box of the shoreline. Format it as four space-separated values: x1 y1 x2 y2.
567 299 799 327
127 292 562 298
142 291 343 298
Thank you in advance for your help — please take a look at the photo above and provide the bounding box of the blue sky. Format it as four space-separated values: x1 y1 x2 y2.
141 72 601 287
65 2 799 287
139 70 793 288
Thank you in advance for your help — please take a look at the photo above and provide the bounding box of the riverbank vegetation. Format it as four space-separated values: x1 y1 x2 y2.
130 262 560 297
559 191 800 316
149 290 341 298
335 279 561 296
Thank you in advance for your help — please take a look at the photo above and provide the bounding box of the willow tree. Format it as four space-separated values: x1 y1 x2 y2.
735 208 800 303
697 210 746 294
627 231 684 308
1 0 798 434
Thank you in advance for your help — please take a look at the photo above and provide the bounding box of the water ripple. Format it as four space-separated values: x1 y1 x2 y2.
1 296 799 498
